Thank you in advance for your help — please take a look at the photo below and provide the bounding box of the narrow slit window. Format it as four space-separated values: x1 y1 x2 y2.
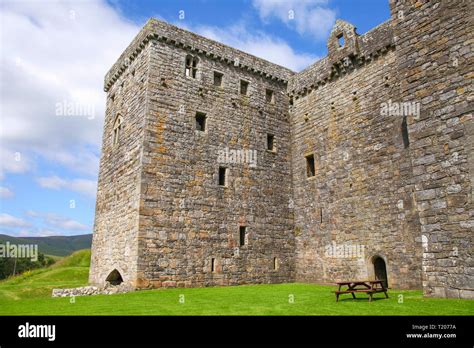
402 116 410 148
240 80 249 95
113 115 123 145
192 58 198 78
195 112 206 131
320 208 323 223
305 154 315 178
211 258 216 273
267 134 275 151
265 89 274 104
218 167 227 186
273 257 279 270
214 71 223 87
239 226 246 246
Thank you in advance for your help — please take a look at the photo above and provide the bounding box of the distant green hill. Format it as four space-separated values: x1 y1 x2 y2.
0 234 92 257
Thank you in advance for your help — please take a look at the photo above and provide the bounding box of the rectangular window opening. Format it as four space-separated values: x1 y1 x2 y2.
265 89 274 104
218 167 227 186
239 226 246 246
195 112 207 131
305 154 315 178
240 80 249 95
267 134 275 151
214 71 223 87
185 56 198 78
185 57 192 77
273 257 279 270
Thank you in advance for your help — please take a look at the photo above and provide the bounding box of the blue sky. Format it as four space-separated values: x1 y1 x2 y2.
0 0 390 237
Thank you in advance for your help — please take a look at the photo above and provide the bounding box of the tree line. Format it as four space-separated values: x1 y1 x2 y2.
0 253 55 280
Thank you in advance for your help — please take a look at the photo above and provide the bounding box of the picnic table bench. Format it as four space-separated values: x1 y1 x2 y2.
334 280 389 302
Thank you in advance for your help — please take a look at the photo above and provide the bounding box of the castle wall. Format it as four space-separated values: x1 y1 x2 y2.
89 43 151 287
90 3 472 297
133 21 295 288
288 21 422 289
389 0 473 299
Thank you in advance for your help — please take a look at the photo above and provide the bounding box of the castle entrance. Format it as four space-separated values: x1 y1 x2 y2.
373 257 388 288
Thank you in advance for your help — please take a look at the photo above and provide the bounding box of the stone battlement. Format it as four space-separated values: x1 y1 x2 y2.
288 20 394 97
104 18 295 92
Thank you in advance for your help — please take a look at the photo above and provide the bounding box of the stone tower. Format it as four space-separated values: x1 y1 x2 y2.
90 0 473 298
89 19 296 289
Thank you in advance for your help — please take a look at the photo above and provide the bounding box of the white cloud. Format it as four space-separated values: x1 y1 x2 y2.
0 0 320 190
11 229 33 237
0 0 140 179
51 219 88 231
179 22 317 72
252 0 336 39
0 148 32 181
36 229 64 237
0 213 30 227
26 211 89 231
0 186 14 199
36 175 97 198
26 210 90 233
0 211 90 236
35 176 66 190
40 148 100 178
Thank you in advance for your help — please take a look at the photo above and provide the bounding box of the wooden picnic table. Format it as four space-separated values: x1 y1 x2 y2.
334 280 389 302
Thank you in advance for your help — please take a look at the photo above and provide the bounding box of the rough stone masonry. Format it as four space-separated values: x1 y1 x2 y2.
89 0 473 298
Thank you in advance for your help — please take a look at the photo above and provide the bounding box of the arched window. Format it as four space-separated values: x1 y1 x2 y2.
113 115 123 145
185 55 199 78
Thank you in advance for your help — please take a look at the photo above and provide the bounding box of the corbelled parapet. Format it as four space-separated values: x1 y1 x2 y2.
104 18 295 92
288 20 394 98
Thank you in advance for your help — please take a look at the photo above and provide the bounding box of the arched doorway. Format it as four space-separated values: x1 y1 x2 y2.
105 269 123 285
373 256 388 288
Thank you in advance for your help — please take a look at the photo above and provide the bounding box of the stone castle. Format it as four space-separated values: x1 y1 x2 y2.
89 0 473 298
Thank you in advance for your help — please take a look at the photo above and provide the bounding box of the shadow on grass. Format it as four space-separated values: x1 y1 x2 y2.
337 296 389 303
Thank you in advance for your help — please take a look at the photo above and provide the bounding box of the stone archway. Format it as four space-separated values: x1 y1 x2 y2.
372 256 388 288
105 269 123 285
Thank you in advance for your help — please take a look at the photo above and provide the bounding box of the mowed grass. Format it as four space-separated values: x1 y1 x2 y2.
0 250 472 316
0 250 90 301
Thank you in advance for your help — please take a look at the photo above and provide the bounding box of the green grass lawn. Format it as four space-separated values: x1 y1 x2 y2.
0 250 472 316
